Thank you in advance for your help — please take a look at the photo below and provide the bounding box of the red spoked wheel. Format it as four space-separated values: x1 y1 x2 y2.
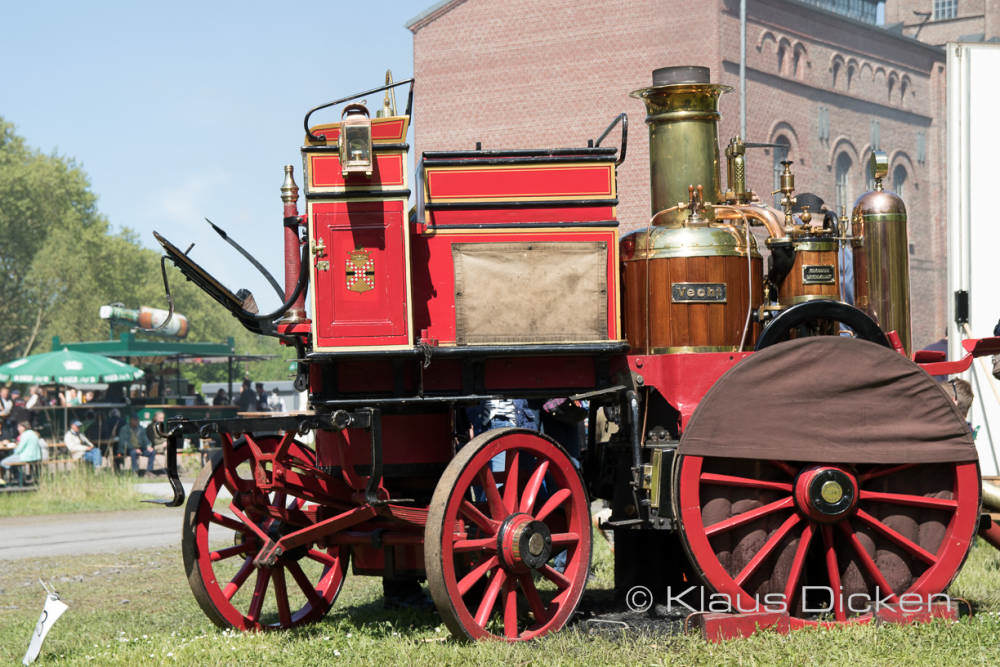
425 427 592 641
182 436 348 630
673 455 979 625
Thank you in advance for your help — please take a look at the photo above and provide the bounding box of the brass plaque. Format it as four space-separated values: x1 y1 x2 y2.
345 249 375 293
802 265 836 285
671 282 726 303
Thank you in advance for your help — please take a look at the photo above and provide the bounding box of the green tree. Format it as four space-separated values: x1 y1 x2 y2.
0 118 295 386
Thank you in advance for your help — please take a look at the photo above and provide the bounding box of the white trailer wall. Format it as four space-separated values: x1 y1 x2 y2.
947 43 1000 476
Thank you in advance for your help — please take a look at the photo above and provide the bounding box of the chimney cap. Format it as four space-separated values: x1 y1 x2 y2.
652 66 711 86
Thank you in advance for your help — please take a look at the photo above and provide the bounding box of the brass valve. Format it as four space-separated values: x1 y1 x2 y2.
685 184 707 224
771 160 797 229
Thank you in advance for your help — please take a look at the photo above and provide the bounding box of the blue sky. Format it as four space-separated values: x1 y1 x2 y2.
1 1 423 310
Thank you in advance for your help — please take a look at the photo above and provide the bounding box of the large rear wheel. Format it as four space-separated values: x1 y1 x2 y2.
673 455 979 624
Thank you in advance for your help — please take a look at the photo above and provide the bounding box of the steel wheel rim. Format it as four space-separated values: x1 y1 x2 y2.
182 436 347 630
425 428 592 641
673 455 979 625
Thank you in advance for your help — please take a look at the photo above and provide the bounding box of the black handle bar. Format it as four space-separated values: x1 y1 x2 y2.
303 78 415 143
594 113 628 166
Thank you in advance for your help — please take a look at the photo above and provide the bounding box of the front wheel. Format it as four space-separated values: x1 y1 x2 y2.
425 428 592 640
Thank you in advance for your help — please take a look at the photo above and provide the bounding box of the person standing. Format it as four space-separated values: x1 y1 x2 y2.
65 419 101 469
0 386 14 441
236 379 255 413
0 421 43 485
254 383 269 411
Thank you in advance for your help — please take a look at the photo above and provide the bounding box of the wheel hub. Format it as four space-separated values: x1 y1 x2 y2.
794 466 858 522
497 513 552 570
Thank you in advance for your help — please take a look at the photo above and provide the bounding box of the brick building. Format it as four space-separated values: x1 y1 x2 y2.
406 0 990 347
885 0 1000 45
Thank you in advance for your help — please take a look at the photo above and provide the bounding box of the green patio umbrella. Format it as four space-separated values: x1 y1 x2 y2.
0 349 145 436
0 348 145 384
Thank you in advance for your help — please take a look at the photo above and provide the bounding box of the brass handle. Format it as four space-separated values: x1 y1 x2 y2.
312 238 327 257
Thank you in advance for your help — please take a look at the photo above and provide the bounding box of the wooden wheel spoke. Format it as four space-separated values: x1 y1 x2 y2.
210 511 247 533
474 569 507 627
539 564 571 591
460 500 497 535
503 580 519 639
306 548 339 566
821 524 846 621
222 556 256 600
535 488 571 522
734 514 800 587
502 451 520 514
272 491 287 510
782 523 815 607
859 463 915 484
768 460 799 477
210 542 254 562
700 472 793 493
272 566 292 628
838 521 897 602
705 496 795 537
229 503 271 543
287 561 324 609
246 569 271 624
549 532 579 549
519 460 550 514
855 508 938 564
859 489 958 511
458 555 499 596
518 575 549 624
453 537 498 554
479 467 507 520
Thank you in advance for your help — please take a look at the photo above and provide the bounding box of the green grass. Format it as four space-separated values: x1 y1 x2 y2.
1 534 998 665
0 467 151 518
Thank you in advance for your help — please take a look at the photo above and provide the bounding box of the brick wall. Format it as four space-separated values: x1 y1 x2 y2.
410 0 947 346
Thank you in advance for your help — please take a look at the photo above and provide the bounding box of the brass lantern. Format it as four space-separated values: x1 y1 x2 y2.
339 103 373 177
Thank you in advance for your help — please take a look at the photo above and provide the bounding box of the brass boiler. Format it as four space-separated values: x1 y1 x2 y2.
769 234 842 305
621 66 762 353
621 221 762 353
852 152 911 352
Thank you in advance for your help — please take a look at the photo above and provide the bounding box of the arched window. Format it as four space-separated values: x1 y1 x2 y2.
846 64 856 91
835 152 853 214
777 44 787 75
900 76 910 106
773 135 791 206
892 164 907 199
832 61 842 88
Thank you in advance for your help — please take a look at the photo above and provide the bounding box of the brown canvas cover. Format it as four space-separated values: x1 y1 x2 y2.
452 241 608 344
678 336 978 463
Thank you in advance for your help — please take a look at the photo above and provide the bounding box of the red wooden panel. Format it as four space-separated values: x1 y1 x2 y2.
425 204 615 226
309 116 408 143
425 164 614 201
312 200 409 347
308 152 405 189
411 228 618 345
484 356 596 390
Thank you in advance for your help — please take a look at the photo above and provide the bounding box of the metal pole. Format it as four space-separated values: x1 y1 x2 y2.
740 0 747 139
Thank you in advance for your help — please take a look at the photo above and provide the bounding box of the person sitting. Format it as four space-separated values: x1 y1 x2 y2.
212 388 229 406
65 419 101 469
0 421 43 485
267 387 286 413
119 415 155 475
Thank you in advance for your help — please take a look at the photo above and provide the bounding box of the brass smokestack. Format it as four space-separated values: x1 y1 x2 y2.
631 66 732 226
